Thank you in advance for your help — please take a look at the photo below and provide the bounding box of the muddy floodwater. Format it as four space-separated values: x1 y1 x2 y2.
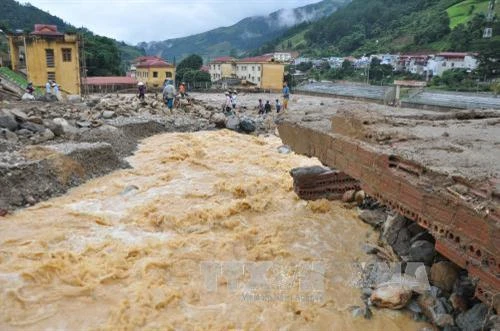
0 130 429 330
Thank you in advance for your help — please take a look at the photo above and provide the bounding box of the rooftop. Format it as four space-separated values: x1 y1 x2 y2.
84 76 137 85
30 24 63 36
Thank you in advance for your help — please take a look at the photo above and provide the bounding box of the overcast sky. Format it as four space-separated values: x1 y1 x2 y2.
26 0 321 44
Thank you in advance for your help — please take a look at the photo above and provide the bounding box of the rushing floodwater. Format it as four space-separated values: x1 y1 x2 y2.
0 130 429 330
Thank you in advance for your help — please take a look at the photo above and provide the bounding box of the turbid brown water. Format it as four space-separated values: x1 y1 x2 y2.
0 130 429 330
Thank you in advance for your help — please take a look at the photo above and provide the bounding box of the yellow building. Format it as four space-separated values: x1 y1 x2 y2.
208 57 237 81
8 24 81 95
209 54 284 91
134 56 175 88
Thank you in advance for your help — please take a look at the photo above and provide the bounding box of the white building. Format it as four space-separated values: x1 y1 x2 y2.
273 51 299 63
426 52 478 77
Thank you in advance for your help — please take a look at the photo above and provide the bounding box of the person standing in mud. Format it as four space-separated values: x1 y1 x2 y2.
163 79 176 113
137 82 146 101
264 100 271 114
282 82 290 111
275 99 282 113
258 99 264 115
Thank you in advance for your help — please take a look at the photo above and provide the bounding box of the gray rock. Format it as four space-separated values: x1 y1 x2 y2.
43 119 64 136
409 240 435 265
0 128 18 142
102 110 116 119
21 93 35 101
52 118 79 135
225 115 240 131
39 129 55 142
277 145 291 154
359 208 387 227
456 303 490 331
20 121 46 133
239 118 256 133
8 109 29 121
0 110 18 131
76 121 92 128
16 128 32 136
417 293 455 328
67 95 82 103
210 113 226 128
382 214 412 256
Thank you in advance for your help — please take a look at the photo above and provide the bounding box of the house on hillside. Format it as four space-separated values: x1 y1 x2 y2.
426 52 478 77
7 24 81 95
208 57 237 81
396 54 430 75
134 56 175 88
273 51 299 63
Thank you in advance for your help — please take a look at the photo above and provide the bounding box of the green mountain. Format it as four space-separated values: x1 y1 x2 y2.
258 0 500 57
137 0 349 62
0 0 145 75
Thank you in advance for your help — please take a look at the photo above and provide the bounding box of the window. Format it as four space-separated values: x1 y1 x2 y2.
257 66 260 71
62 48 72 62
153 71 158 78
252 66 255 71
258 77 260 82
47 72 56 81
45 49 54 67
166 72 172 78
451 63 455 68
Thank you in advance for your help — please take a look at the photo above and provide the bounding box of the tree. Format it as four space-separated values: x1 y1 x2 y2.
177 54 203 71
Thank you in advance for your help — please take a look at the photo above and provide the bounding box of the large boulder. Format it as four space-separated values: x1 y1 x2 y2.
0 110 18 131
239 118 256 133
456 303 491 331
0 128 18 142
210 113 226 128
43 119 64 136
225 115 240 131
20 121 46 133
417 293 455 328
52 117 79 135
430 261 459 293
409 240 435 265
382 214 412 256
370 283 413 309
359 208 387 227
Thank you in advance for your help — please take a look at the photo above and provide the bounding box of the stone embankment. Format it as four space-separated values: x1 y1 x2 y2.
0 94 276 212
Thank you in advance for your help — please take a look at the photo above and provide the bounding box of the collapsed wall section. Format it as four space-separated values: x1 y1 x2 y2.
278 113 499 308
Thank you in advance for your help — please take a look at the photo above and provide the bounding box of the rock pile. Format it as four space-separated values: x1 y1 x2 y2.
356 204 498 329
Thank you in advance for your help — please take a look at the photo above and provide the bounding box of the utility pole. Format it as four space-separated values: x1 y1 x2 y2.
483 0 496 38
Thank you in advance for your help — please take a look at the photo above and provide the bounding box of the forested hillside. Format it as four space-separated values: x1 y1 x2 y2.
0 0 144 75
257 0 499 58
138 0 348 61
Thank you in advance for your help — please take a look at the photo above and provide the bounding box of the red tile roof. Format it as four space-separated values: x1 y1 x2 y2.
136 58 173 68
210 56 236 64
437 52 470 58
200 65 210 72
84 76 137 85
31 24 63 36
237 54 275 63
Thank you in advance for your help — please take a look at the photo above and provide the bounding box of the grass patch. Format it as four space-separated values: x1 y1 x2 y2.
447 0 498 29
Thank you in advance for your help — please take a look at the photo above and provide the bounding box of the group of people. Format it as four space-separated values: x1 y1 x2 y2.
257 82 290 115
136 80 189 113
45 80 59 96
